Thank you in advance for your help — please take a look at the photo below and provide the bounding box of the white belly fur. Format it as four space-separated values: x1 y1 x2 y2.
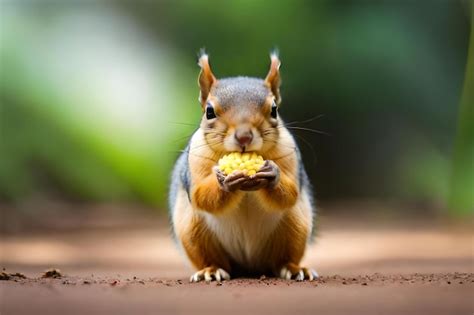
200 191 313 270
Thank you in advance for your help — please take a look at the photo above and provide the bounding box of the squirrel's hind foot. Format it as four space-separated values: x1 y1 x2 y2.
189 267 230 283
279 264 318 281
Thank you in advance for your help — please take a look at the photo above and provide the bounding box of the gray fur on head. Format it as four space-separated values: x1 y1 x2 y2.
211 77 270 109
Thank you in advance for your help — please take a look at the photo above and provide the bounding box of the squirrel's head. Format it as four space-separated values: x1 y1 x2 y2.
197 52 282 154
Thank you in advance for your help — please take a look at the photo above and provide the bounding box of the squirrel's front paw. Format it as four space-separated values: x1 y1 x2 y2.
239 178 270 191
214 167 247 192
239 160 280 191
253 160 280 188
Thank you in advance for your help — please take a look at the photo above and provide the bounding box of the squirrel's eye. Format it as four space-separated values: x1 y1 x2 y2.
270 102 278 119
206 103 216 119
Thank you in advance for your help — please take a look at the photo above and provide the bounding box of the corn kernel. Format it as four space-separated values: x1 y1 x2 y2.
218 152 265 175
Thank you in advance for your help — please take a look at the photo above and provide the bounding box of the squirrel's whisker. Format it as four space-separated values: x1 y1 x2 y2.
283 114 325 126
282 126 331 136
263 138 297 150
171 133 197 143
189 139 224 151
271 148 298 161
187 151 218 162
168 121 199 127
293 134 318 165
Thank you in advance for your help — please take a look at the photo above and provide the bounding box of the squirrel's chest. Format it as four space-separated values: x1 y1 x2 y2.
201 193 283 268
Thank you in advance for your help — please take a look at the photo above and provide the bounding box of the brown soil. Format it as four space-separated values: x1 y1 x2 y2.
2 273 473 315
1 207 473 315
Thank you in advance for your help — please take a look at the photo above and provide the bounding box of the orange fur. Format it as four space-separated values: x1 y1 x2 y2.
174 191 309 274
255 127 300 210
191 173 243 214
187 130 244 214
181 215 232 271
171 53 315 280
175 127 310 275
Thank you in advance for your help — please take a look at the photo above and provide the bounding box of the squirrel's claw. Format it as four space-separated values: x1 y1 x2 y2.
252 160 280 188
279 265 318 281
214 167 226 185
239 160 279 191
189 267 230 283
214 167 247 192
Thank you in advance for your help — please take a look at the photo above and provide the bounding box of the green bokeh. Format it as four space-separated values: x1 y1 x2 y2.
0 1 472 215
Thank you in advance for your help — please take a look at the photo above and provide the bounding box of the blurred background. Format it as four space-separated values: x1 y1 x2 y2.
1 0 473 224
1 3 474 305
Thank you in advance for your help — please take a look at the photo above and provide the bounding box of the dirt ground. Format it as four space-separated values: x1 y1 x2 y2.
1 203 473 314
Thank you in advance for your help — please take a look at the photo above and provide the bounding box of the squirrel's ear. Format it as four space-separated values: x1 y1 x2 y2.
265 53 281 105
198 52 217 105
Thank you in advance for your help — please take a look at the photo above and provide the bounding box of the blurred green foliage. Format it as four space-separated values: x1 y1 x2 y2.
449 5 474 216
0 0 472 214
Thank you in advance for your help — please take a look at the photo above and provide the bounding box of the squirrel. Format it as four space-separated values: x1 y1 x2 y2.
169 51 317 282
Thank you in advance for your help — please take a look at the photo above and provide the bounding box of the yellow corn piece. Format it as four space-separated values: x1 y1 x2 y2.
218 152 265 175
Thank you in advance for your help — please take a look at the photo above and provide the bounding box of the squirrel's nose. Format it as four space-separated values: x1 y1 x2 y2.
235 129 253 147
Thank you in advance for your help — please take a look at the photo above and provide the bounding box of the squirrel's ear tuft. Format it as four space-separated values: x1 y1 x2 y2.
265 52 281 105
198 51 217 106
